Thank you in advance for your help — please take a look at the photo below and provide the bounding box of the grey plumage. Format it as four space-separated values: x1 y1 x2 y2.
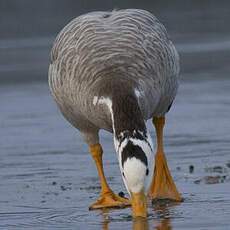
48 9 179 145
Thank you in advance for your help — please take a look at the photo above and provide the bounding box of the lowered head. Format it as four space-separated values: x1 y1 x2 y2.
99 88 155 217
114 130 154 218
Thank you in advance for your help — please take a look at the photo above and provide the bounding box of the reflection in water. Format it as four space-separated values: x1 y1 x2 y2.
100 209 150 230
101 209 110 230
99 201 180 230
154 218 172 230
152 201 181 230
132 217 149 230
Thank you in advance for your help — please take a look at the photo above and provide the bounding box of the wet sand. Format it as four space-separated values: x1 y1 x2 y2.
0 77 230 229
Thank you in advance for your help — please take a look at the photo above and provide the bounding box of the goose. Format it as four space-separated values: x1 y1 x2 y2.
48 9 182 218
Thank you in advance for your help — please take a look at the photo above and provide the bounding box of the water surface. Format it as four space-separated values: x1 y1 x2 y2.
0 77 229 229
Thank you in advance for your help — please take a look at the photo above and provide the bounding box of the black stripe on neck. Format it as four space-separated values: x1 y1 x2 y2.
121 140 148 167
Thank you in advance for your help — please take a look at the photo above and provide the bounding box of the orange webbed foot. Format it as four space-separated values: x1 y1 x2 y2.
89 190 131 210
148 151 182 202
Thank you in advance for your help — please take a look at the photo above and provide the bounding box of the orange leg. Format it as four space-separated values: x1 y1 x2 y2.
89 143 130 210
148 117 182 201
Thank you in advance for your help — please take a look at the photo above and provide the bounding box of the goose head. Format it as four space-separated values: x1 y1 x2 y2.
114 130 154 218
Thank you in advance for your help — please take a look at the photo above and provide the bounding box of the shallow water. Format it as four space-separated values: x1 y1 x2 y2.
0 77 230 229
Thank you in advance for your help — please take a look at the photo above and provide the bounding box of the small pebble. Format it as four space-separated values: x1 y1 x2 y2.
60 185 67 191
194 179 201 184
213 166 224 173
118 191 125 198
60 185 71 191
204 176 221 184
80 186 101 190
52 181 57 185
220 177 225 183
189 165 194 173
176 166 181 171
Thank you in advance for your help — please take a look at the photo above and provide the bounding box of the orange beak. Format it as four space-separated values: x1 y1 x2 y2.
131 190 147 218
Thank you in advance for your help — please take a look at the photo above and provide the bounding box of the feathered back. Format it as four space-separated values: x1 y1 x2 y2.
49 9 179 123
